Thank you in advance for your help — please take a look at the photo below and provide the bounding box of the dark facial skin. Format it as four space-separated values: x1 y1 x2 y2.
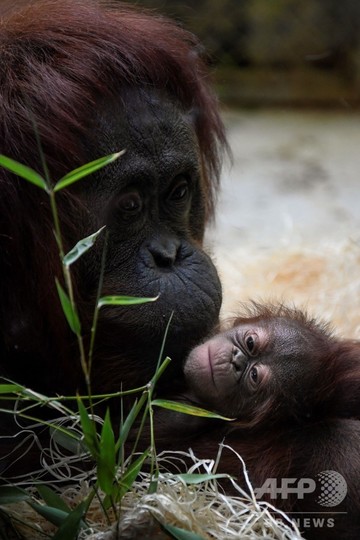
184 315 330 421
75 89 222 387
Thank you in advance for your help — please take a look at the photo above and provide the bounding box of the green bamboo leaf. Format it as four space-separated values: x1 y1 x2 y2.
52 501 87 540
115 450 149 502
151 400 234 421
148 473 159 495
55 279 81 334
0 384 23 394
97 409 116 495
175 473 232 484
77 398 99 458
54 151 125 192
63 226 106 266
115 398 140 453
30 502 87 536
29 503 70 527
98 295 159 308
0 486 30 505
160 522 206 540
50 426 83 454
22 388 49 402
37 485 70 513
0 154 47 191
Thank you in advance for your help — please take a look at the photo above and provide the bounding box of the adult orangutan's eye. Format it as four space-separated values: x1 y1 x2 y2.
168 177 189 201
117 192 142 220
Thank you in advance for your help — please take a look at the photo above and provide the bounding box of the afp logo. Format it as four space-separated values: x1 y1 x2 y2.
254 470 347 507
316 470 347 507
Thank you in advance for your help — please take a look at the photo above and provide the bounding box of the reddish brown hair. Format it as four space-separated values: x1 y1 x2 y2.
0 0 227 215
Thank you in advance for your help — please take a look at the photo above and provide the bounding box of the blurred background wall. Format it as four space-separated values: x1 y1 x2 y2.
124 0 360 107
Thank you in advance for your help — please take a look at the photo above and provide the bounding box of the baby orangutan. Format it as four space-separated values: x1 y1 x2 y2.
155 304 360 540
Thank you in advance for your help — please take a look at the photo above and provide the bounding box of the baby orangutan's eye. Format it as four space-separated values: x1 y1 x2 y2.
246 335 255 352
244 332 258 355
247 363 270 390
250 366 258 383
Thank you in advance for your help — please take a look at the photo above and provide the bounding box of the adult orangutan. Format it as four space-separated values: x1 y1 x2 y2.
0 0 227 397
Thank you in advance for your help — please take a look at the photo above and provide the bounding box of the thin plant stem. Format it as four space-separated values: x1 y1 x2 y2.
48 190 89 390
50 384 150 401
126 398 150 466
0 408 81 440
92 484 112 526
88 230 109 378
120 358 171 471
147 356 172 489
147 391 158 488
30 110 89 389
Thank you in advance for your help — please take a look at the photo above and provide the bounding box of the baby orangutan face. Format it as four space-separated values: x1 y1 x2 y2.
183 311 333 422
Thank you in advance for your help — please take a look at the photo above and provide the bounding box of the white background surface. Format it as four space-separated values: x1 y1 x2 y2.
206 109 360 337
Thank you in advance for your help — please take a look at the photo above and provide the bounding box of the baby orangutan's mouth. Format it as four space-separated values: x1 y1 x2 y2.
207 344 217 389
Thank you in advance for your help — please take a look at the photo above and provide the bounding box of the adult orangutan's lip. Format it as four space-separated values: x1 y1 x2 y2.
207 344 216 389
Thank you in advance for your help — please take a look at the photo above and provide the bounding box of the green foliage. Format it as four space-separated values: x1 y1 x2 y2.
37 485 71 513
0 486 30 505
63 226 106 266
0 151 123 193
77 398 100 458
152 399 234 420
29 503 79 528
29 501 88 539
50 425 83 454
160 522 206 540
113 450 150 503
51 501 88 540
0 154 48 190
55 279 81 334
0 384 23 394
176 473 232 484
98 409 116 495
98 295 159 307
115 398 140 453
53 151 125 192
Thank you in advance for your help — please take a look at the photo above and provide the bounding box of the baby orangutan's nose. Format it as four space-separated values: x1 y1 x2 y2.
231 346 247 376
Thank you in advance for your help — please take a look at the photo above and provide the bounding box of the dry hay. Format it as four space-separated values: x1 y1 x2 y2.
2 445 303 540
